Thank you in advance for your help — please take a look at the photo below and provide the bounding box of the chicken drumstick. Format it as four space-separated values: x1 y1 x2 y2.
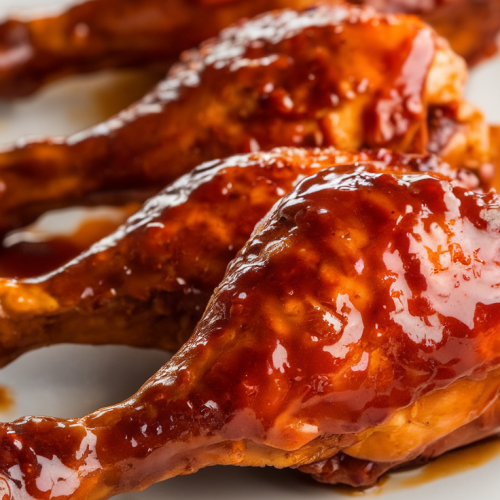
0 0 497 98
0 147 471 368
1 163 500 499
0 4 489 235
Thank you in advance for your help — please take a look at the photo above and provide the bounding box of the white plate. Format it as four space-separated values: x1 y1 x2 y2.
0 1 500 498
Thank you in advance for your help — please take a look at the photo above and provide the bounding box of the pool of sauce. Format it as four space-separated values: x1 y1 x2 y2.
0 386 14 414
0 205 137 279
0 238 86 279
332 437 500 496
399 437 500 487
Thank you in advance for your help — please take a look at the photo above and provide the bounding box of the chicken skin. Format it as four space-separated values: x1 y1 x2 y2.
0 147 473 368
356 0 500 65
1 163 500 499
0 0 497 98
0 3 490 236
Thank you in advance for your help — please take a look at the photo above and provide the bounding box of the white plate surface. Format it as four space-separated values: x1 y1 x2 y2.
0 1 499 499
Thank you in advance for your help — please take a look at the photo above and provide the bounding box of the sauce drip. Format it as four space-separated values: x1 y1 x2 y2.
398 437 500 488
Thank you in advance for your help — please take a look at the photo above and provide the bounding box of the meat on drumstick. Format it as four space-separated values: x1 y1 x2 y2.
0 4 490 235
0 0 497 98
1 163 500 499
0 147 473 368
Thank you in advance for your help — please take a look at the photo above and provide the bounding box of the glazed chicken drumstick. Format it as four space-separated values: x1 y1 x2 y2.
0 0 498 98
1 163 500 499
0 0 317 99
0 3 490 236
0 147 472 368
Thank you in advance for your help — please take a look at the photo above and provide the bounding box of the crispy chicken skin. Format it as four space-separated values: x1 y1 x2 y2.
1 164 500 499
0 0 497 98
0 3 490 236
0 148 468 368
